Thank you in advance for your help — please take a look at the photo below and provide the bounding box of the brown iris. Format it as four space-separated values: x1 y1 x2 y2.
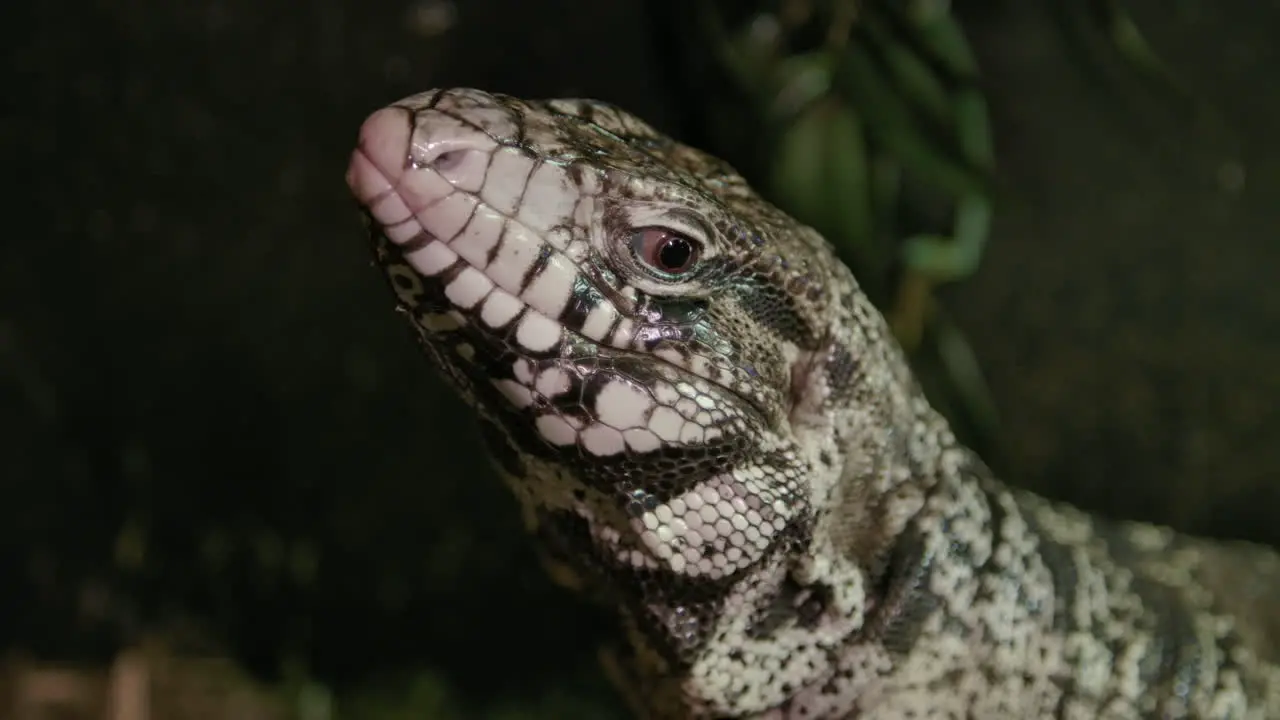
629 227 699 277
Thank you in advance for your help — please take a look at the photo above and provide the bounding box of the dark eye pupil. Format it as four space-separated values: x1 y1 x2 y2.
629 227 699 278
657 237 692 271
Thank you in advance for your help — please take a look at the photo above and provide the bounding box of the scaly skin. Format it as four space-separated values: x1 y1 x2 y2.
344 88 1280 719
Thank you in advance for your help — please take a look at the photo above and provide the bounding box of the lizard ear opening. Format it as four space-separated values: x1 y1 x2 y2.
787 339 840 432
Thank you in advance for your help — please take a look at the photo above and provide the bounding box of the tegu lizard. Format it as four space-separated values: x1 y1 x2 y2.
344 87 1280 719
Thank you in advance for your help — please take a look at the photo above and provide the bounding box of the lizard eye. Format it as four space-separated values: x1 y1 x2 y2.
629 227 700 277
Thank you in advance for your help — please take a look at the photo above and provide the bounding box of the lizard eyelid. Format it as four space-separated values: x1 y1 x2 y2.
629 226 701 279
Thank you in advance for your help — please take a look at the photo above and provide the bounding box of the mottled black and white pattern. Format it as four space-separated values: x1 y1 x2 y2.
345 88 1280 719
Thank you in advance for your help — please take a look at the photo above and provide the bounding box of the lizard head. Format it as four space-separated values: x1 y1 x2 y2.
347 88 945 716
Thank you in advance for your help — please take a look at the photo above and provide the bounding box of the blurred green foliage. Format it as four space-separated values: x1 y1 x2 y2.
653 0 1180 470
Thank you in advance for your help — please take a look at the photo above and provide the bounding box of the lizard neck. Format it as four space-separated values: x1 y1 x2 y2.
785 280 964 611
776 282 1072 716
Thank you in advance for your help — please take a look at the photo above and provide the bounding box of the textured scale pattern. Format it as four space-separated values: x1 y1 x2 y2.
345 88 1280 719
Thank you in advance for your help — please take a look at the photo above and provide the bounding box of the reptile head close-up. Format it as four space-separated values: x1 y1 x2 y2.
346 88 1280 720
346 88 950 716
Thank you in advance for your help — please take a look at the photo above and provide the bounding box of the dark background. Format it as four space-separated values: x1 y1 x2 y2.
3 0 1278 715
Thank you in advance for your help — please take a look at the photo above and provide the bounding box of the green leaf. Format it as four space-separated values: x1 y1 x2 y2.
860 13 953 128
1092 0 1178 88
901 5 979 79
932 308 1001 450
769 97 874 261
901 192 991 281
954 89 994 169
765 52 834 122
835 42 989 198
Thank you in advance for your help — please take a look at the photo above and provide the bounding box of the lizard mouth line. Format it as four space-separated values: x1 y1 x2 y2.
373 217 782 441
373 220 737 392
377 220 572 357
374 225 778 459
351 140 774 434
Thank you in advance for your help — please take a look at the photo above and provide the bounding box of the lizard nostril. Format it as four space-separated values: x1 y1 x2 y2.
430 148 468 172
410 142 481 177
